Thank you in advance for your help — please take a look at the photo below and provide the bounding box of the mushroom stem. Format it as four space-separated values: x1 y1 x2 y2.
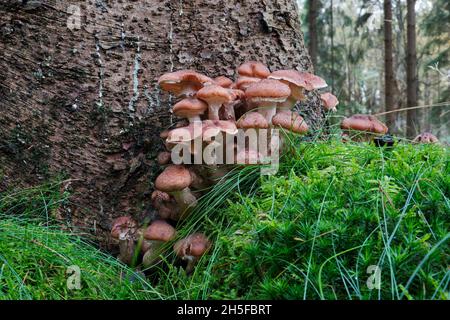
188 115 202 123
142 240 164 268
118 233 136 266
263 105 277 124
185 255 198 275
208 103 222 120
171 187 197 215
222 103 236 121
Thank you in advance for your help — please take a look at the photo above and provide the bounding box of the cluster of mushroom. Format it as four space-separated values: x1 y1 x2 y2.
153 62 337 220
110 216 211 273
109 61 336 274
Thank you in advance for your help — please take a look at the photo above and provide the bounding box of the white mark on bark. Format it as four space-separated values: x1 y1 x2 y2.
120 22 126 50
128 38 141 115
144 84 161 114
95 37 104 110
179 0 184 16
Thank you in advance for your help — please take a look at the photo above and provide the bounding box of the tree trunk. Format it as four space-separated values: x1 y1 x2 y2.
384 0 396 132
307 0 318 68
406 0 419 138
0 0 323 247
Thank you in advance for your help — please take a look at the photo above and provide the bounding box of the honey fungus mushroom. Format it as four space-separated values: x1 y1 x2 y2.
196 84 235 120
110 216 138 265
340 114 388 141
173 233 211 274
413 132 439 144
268 70 328 110
172 98 208 123
142 220 177 268
237 61 271 79
245 79 291 123
155 165 197 216
158 70 213 97
320 92 339 112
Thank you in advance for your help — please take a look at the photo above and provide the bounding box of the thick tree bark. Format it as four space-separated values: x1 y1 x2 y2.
384 0 396 131
406 0 419 138
307 0 318 68
0 0 324 247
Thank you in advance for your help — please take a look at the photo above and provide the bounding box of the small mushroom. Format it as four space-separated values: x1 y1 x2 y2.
320 92 339 112
173 233 211 274
237 61 271 78
172 98 208 123
245 79 291 123
413 132 439 144
196 85 235 120
110 216 138 265
234 76 261 91
158 70 213 97
157 151 172 165
154 165 197 216
272 110 309 134
214 76 234 88
221 89 245 121
340 114 388 141
151 190 180 220
142 220 177 268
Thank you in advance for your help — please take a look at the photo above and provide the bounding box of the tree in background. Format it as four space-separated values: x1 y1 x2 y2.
384 0 396 131
307 0 319 68
406 0 419 138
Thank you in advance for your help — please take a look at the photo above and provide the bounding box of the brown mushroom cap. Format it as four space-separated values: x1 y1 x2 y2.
245 79 291 106
413 132 439 143
172 98 208 119
237 61 270 78
320 92 339 111
166 123 203 143
298 72 328 90
234 76 261 90
151 190 180 220
341 114 388 134
214 76 234 88
158 70 213 97
196 85 235 106
272 110 309 134
173 233 211 258
155 165 192 192
236 112 269 129
144 220 176 242
157 151 172 165
111 216 137 239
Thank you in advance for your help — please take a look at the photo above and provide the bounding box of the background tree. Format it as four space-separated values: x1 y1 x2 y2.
384 0 396 130
406 0 419 138
307 0 319 68
0 0 323 245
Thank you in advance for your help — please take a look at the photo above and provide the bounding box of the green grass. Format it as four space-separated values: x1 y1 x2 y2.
0 182 160 300
152 138 450 300
0 138 449 300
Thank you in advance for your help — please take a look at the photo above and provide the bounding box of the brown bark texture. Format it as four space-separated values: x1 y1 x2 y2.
0 0 324 247
406 0 419 138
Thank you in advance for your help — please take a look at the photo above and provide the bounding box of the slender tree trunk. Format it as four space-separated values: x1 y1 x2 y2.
406 0 419 138
0 0 323 247
308 0 318 69
384 0 396 132
329 0 335 90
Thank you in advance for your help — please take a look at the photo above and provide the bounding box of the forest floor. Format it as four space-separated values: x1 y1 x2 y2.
0 137 449 300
